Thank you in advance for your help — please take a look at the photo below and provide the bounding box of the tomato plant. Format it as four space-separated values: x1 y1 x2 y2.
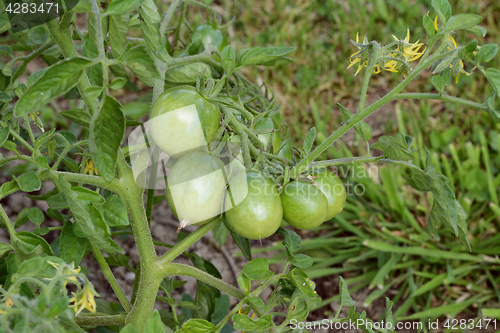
0 0 499 332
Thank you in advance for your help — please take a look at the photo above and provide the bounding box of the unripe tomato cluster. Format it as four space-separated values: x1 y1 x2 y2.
148 25 346 240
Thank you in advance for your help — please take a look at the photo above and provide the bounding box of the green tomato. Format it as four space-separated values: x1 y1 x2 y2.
255 117 281 153
149 85 221 158
191 24 227 52
311 169 346 220
281 181 328 230
166 151 226 225
225 171 283 239
165 62 213 85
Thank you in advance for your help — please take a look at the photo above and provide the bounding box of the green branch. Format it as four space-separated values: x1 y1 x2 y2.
395 93 487 110
74 313 127 328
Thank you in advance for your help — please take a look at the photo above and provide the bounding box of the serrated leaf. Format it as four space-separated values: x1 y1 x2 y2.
243 258 274 280
89 95 125 182
139 0 161 55
475 44 498 64
291 254 313 269
97 194 129 226
238 46 296 67
109 15 128 56
14 58 92 117
58 175 123 254
339 276 356 307
445 14 482 32
106 0 144 16
431 0 452 25
232 314 272 332
371 133 414 161
302 127 316 154
277 227 301 254
120 45 161 86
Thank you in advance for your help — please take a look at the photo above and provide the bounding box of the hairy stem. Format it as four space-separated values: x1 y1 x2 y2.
74 314 127 328
395 93 487 110
90 243 132 312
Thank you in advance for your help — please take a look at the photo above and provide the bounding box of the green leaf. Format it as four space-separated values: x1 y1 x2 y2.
431 0 452 25
224 220 251 260
287 291 310 322
177 301 199 310
232 314 272 332
110 77 127 90
464 25 487 37
221 45 236 73
16 231 54 257
60 109 91 127
238 46 296 67
212 221 229 248
47 296 70 318
431 75 445 93
107 0 144 16
14 58 92 117
302 127 316 154
33 227 50 235
14 208 30 228
2 141 18 155
445 14 482 32
475 44 498 64
14 171 41 192
85 86 103 99
177 319 215 333
58 176 123 254
339 276 356 307
289 268 319 299
120 324 139 333
486 68 500 97
105 253 130 267
277 227 301 254
120 45 161 87
89 95 126 182
27 68 48 86
423 14 436 37
139 0 161 55
143 310 164 333
291 254 313 269
0 243 13 259
109 15 128 56
371 133 414 161
243 258 274 280
1 180 20 199
0 45 13 57
0 126 10 147
237 273 251 295
338 103 372 141
247 296 266 309
97 194 129 226
27 207 44 227
486 96 500 122
47 187 105 209
0 91 11 103
34 128 56 151
60 221 88 266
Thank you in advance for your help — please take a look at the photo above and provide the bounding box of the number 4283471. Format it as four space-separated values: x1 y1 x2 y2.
443 319 497 330
6 2 59 14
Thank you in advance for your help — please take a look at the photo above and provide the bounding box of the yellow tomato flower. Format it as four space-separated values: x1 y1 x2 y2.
28 112 40 121
392 29 426 62
5 297 13 308
70 286 98 315
47 261 82 286
447 35 473 82
347 33 371 76
84 158 100 176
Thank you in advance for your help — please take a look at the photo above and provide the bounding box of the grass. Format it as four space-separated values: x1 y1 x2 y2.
217 0 500 326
